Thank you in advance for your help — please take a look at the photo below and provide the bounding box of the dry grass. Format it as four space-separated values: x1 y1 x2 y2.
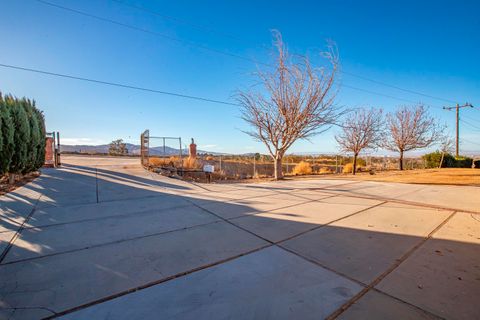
292 161 313 175
183 156 200 169
342 168 480 186
319 167 333 174
149 157 178 167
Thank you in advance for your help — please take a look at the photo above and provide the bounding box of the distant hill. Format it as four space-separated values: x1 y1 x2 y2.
60 143 219 156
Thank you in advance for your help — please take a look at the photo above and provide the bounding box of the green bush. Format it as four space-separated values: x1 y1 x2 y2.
474 160 480 169
423 151 473 168
0 93 46 177
454 156 473 168
422 151 442 168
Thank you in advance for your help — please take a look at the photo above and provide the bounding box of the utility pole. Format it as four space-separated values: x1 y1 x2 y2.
443 103 474 157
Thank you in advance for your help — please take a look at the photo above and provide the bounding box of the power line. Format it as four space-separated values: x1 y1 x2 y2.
111 0 262 47
0 63 238 106
460 119 480 131
34 0 268 67
2 60 439 110
36 0 457 107
111 0 457 105
462 138 480 147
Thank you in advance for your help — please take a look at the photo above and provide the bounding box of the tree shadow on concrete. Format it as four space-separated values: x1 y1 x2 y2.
0 162 479 320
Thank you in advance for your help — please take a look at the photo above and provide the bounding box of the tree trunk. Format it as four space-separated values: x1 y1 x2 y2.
274 156 283 180
439 152 445 169
353 153 358 175
399 150 404 170
9 173 15 185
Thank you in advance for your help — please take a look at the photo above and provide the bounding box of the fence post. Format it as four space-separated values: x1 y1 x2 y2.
253 156 256 178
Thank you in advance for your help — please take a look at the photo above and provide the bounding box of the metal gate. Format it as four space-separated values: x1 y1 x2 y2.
140 130 183 169
140 129 149 167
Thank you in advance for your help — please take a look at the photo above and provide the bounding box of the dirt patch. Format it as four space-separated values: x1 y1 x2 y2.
0 172 40 196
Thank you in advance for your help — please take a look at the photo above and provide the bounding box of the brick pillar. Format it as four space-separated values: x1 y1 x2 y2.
44 137 55 167
189 138 197 159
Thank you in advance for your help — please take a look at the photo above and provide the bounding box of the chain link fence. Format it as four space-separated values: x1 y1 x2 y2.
145 152 428 182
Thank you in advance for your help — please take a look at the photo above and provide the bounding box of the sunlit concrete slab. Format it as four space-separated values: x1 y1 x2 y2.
394 185 480 213
319 195 383 206
323 181 427 199
196 194 307 219
287 189 335 200
27 194 192 228
0 221 267 318
338 290 439 320
3 205 220 263
230 200 376 242
221 187 279 198
376 212 480 320
282 204 451 283
60 246 362 320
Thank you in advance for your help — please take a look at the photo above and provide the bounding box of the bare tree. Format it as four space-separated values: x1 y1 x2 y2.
438 135 454 168
237 31 341 179
384 105 442 170
335 108 384 174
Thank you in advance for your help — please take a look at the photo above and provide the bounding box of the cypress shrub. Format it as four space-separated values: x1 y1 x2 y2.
0 93 46 178
23 99 41 173
0 94 14 175
33 108 46 170
8 96 31 175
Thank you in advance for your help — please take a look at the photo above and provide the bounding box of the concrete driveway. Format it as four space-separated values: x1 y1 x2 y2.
1 155 479 320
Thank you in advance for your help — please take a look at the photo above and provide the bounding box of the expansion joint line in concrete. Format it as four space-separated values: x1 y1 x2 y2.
325 211 457 320
0 195 42 264
43 243 272 319
6 203 195 236
44 191 380 318
0 219 223 266
95 168 99 203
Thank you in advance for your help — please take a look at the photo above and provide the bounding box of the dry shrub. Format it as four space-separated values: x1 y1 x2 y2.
292 161 313 175
183 156 199 169
149 156 179 167
343 163 353 173
205 156 214 161
319 167 333 174
342 163 363 174
149 157 167 167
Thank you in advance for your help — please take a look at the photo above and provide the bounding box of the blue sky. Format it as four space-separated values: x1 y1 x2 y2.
1 0 479 155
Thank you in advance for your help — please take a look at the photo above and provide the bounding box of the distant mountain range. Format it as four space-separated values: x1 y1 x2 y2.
60 143 218 155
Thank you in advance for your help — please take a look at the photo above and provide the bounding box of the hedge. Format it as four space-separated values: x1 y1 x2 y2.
0 93 46 176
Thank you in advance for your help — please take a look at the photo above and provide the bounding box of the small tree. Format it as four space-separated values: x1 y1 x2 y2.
335 108 384 174
384 105 442 170
438 136 454 168
109 139 128 156
237 31 341 179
